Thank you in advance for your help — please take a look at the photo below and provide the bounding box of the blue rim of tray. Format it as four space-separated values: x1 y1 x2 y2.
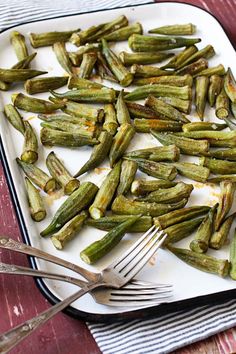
1 1 236 323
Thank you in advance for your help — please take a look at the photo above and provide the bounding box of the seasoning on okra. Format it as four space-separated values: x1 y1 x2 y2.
21 121 38 164
167 244 230 277
68 76 103 90
12 93 65 114
80 215 140 265
215 181 236 231
119 51 174 66
124 145 180 162
175 58 208 76
117 159 137 196
209 148 236 161
208 75 222 107
159 96 192 114
193 64 226 78
25 177 46 222
200 156 236 175
24 76 69 95
134 118 183 133
74 131 113 178
126 101 158 119
131 179 177 196
40 119 98 138
182 122 227 132
133 74 193 87
190 203 218 253
51 211 88 250
171 162 210 183
109 123 135 167
210 212 236 250
4 104 25 135
111 195 188 217
149 23 196 35
103 104 118 135
40 181 98 237
195 76 209 120
16 158 56 194
46 151 80 195
224 67 236 103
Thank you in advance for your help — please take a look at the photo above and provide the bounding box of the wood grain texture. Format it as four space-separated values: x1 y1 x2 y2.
1 1 236 353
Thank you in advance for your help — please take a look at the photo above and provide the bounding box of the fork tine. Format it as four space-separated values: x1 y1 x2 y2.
110 288 172 295
105 300 169 307
109 293 172 301
121 232 167 280
123 282 172 290
129 280 172 288
114 227 163 272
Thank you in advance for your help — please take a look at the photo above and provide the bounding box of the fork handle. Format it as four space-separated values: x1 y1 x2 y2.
0 262 88 288
0 281 103 354
0 236 99 282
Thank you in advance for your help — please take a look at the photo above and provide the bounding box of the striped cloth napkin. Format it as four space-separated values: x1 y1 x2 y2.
1 1 236 353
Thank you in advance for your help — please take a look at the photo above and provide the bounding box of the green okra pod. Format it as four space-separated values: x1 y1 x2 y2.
133 74 193 87
128 34 201 52
40 182 98 236
151 131 209 156
125 84 192 101
134 118 183 133
208 75 222 107
38 113 96 127
215 181 236 231
177 130 236 147
164 217 204 245
103 104 118 135
117 159 137 195
131 179 177 196
161 45 198 70
175 58 208 76
149 23 196 35
40 120 97 138
40 127 98 148
88 15 128 42
200 156 236 175
158 96 192 114
46 151 80 195
16 158 56 194
80 215 140 265
25 177 46 222
12 93 64 114
109 123 135 167
194 64 226 78
209 148 236 161
51 211 88 250
101 39 133 86
89 161 121 219
50 87 116 103
171 161 210 183
68 76 103 90
138 182 193 204
53 42 73 75
0 68 47 82
126 157 177 181
230 229 236 280
74 131 113 177
111 195 188 217
79 52 97 79
224 67 236 103
145 95 189 123
119 51 174 66
126 101 158 119
210 212 236 250
182 122 227 132
68 43 101 65
24 76 68 94
190 203 218 253
102 22 143 41
176 45 215 69
96 51 118 83
10 31 29 61
86 214 152 233
21 121 38 164
208 175 236 183
195 75 209 120
125 145 180 162
153 205 210 229
216 87 230 119
116 90 131 125
168 244 230 277
130 64 172 78
3 104 25 135
70 24 105 46
30 29 80 47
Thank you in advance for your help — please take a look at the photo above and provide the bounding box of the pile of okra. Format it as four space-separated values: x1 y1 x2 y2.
2 15 236 277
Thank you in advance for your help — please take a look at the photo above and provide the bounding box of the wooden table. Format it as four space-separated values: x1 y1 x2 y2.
1 1 236 353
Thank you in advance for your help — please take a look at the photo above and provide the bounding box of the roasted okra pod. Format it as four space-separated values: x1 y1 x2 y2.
70 24 105 46
46 151 80 195
158 96 192 114
164 217 204 245
190 204 218 253
210 212 236 250
126 101 158 119
193 64 225 78
53 42 73 74
74 131 113 177
171 162 210 183
149 23 196 35
102 22 143 41
208 75 222 107
209 148 236 161
24 76 68 94
161 45 198 70
182 122 227 132
51 211 88 250
80 215 140 264
175 58 208 77
131 179 177 196
10 31 29 61
87 15 128 42
4 104 25 134
30 29 80 47
215 181 236 231
40 182 98 236
103 104 118 135
25 177 46 222
134 118 183 133
168 244 230 277
176 45 215 69
109 123 135 167
12 93 64 114
216 87 230 119
68 76 103 90
68 43 101 66
16 158 56 194
178 130 236 147
79 52 97 79
111 195 188 217
125 84 192 101
0 68 47 82
117 159 137 195
50 87 116 103
199 156 236 175
224 67 236 103
119 51 174 66
195 76 209 120
116 90 131 125
133 74 193 87
125 145 180 162
21 121 38 164
130 64 172 78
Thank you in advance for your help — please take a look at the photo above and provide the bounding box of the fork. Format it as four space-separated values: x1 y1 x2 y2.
0 262 172 307
0 226 167 353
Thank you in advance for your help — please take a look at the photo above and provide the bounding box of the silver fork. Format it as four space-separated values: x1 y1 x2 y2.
0 226 167 353
0 262 172 307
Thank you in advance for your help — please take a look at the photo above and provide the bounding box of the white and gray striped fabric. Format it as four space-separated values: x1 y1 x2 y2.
1 1 236 353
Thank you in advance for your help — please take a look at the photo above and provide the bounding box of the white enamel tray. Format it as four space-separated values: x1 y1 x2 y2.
1 2 236 321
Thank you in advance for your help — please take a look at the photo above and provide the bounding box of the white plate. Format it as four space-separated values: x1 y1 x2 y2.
1 2 236 320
